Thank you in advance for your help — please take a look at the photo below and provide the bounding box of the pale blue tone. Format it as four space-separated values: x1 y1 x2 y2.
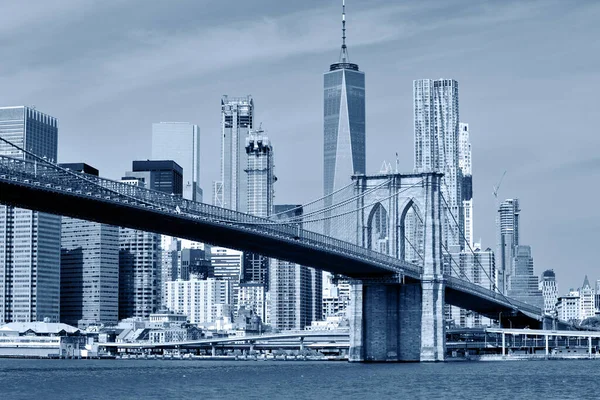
0 0 599 290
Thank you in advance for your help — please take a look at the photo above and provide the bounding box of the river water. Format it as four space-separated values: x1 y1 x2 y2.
0 359 597 399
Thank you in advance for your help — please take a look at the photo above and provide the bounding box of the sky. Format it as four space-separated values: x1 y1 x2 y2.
1 0 599 292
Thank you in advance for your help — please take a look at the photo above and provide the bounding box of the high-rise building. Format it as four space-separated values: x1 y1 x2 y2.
0 106 61 323
323 1 366 235
125 160 183 196
211 247 243 311
458 122 473 249
238 282 267 323
165 277 230 325
242 129 275 287
221 95 254 212
269 205 322 331
413 79 462 250
539 269 558 315
496 199 520 294
119 175 163 319
556 292 580 323
151 122 202 202
59 163 119 328
506 245 543 309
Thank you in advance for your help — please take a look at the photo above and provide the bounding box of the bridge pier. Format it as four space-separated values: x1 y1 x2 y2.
349 279 445 362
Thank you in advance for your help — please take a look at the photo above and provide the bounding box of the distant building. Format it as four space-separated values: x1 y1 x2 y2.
579 276 595 321
125 160 183 196
221 95 254 212
151 122 202 202
458 122 473 249
539 270 559 315
506 245 544 309
0 106 60 323
211 247 243 312
238 283 267 323
496 199 520 294
556 293 580 323
269 205 322 331
414 79 462 250
165 278 229 325
448 246 495 328
118 228 161 320
59 163 118 329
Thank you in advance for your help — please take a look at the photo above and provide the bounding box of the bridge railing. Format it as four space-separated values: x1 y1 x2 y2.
445 276 541 316
0 155 422 277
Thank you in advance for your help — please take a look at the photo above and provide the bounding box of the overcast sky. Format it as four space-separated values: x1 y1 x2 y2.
1 0 598 292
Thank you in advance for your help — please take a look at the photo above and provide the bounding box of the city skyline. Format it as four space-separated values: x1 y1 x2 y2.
0 0 599 290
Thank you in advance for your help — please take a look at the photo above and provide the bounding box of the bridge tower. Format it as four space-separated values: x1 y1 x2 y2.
348 172 445 362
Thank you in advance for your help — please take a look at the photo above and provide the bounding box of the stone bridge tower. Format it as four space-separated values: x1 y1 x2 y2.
348 172 445 362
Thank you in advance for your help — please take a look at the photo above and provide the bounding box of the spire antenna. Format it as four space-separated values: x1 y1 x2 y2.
340 0 349 62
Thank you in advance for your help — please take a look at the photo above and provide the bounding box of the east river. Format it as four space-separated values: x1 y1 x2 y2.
0 359 598 399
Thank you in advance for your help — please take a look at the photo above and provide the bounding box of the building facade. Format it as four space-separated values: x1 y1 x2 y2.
458 122 473 249
151 122 202 202
220 95 254 212
242 129 275 288
164 278 230 325
539 269 558 315
413 79 463 250
269 205 322 331
0 106 61 323
496 199 520 294
118 228 161 320
59 163 118 328
126 160 183 196
506 245 544 309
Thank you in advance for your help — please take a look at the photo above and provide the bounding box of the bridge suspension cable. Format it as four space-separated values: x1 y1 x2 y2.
440 192 515 308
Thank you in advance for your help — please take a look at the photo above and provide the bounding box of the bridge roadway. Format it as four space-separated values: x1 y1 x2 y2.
100 331 349 349
0 155 542 322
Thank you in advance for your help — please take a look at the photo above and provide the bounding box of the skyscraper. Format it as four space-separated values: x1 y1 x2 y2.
242 128 275 287
151 122 202 202
496 199 520 294
506 245 543 309
458 122 473 249
413 79 463 249
220 95 254 212
0 106 61 323
323 1 366 235
269 205 322 331
59 163 119 328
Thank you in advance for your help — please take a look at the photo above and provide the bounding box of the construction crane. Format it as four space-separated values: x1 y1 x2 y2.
493 170 507 204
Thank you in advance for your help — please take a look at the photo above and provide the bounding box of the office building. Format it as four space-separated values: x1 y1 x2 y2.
458 122 473 249
211 247 243 311
151 122 202 202
119 176 162 319
242 129 275 287
323 3 366 237
59 163 119 328
496 199 520 294
238 282 267 323
220 95 254 212
539 270 559 315
506 245 543 309
125 160 183 196
269 205 322 331
0 106 60 323
413 79 462 250
164 278 230 325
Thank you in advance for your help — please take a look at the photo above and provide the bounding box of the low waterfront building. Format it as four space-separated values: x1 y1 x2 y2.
0 322 85 358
